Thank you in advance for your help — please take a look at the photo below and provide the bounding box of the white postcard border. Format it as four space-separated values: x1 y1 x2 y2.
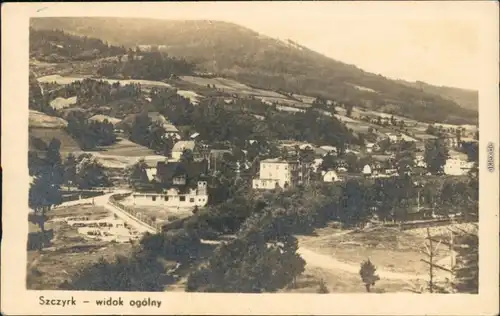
2 2 499 315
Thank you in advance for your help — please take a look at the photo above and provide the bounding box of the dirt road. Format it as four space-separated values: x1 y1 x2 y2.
297 247 427 281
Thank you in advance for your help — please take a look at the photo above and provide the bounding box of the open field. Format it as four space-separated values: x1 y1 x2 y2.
282 265 420 293
36 74 174 89
30 128 81 152
290 222 476 293
179 75 312 108
180 75 285 98
87 137 165 169
27 205 135 290
97 137 157 156
29 110 68 128
176 89 201 104
297 224 453 277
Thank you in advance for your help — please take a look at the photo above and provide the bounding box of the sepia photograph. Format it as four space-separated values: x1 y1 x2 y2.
2 2 499 315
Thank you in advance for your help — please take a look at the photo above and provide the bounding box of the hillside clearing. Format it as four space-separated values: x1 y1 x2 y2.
29 110 68 128
29 128 81 152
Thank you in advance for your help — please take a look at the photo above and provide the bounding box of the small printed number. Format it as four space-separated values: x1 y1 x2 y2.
487 142 495 173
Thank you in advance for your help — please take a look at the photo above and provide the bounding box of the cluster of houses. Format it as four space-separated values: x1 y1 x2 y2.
96 109 478 205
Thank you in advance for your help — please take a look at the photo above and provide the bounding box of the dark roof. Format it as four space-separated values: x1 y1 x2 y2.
156 160 208 184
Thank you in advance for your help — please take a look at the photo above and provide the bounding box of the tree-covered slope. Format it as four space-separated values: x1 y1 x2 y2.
30 17 478 124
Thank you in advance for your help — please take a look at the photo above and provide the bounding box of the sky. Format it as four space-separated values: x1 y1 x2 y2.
39 1 492 90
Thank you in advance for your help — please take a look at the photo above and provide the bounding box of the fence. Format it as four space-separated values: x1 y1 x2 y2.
108 193 162 233
61 190 105 203
399 217 468 231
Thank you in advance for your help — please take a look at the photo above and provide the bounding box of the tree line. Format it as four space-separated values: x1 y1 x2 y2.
30 27 126 62
49 78 142 108
149 88 359 148
97 50 196 80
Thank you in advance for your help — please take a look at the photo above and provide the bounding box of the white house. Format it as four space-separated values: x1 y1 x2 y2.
362 164 372 176
444 158 473 176
299 143 315 150
252 158 300 190
386 133 401 143
131 181 208 208
312 158 324 172
322 170 341 182
171 141 196 161
366 143 375 153
415 155 427 168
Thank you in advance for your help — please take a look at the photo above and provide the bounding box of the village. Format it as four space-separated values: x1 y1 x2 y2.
26 19 479 295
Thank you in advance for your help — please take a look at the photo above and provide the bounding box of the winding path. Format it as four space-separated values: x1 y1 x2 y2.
297 247 427 281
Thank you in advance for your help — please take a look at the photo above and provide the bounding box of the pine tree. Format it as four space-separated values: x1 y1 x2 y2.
359 259 380 292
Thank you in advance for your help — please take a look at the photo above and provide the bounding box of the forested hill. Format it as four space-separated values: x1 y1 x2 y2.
396 80 478 112
31 17 478 125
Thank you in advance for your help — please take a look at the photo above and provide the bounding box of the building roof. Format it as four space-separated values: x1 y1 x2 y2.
363 164 372 174
172 140 196 153
320 145 337 152
155 160 208 184
88 114 122 125
261 158 299 164
372 154 392 162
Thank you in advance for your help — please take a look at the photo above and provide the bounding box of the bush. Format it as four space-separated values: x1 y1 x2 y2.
317 279 329 294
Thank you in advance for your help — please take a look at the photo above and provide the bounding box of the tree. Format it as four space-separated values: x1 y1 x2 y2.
129 113 153 147
28 138 63 250
424 139 449 174
163 136 175 158
186 234 305 293
148 123 166 153
64 252 165 291
461 141 478 162
394 141 416 176
63 153 78 187
75 155 110 189
320 154 338 172
359 259 380 292
180 149 195 164
453 227 478 293
340 180 370 227
317 279 330 293
128 158 149 187
455 128 462 145
345 103 353 117
140 230 201 261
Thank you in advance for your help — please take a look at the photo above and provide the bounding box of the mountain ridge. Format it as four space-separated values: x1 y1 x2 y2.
30 17 478 125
